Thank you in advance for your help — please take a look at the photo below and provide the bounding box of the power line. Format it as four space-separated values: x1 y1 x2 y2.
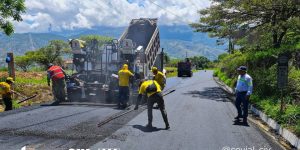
146 0 192 24
187 0 200 10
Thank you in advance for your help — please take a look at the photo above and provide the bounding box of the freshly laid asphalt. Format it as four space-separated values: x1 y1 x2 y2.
0 71 283 150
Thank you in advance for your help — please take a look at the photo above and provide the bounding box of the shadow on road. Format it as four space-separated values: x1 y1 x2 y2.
183 87 231 102
232 120 250 127
132 125 164 132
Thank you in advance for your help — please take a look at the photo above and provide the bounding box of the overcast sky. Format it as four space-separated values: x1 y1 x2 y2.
13 0 211 33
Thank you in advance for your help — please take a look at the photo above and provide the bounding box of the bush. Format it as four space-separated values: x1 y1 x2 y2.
0 67 8 72
296 120 300 136
12 99 21 109
213 69 220 77
249 65 277 97
288 68 300 104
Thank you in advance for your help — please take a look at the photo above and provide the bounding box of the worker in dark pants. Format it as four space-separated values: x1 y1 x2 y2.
47 63 67 106
134 80 170 129
234 66 253 124
118 64 134 109
0 77 15 111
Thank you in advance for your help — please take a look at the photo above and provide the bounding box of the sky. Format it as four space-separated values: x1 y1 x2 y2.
13 0 211 33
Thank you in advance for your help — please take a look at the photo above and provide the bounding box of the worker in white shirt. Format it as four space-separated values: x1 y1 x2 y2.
234 66 253 124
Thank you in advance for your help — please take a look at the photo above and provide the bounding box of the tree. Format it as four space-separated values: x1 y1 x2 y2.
79 35 113 52
190 56 211 69
15 55 33 72
0 0 26 35
164 53 170 64
217 53 229 62
191 0 300 49
33 40 71 68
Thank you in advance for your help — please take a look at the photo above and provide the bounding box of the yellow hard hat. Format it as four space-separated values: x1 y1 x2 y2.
151 67 158 72
123 64 128 70
6 77 14 83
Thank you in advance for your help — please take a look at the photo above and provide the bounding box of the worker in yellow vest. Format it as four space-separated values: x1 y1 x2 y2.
134 79 170 129
118 64 134 109
0 77 14 111
152 67 166 90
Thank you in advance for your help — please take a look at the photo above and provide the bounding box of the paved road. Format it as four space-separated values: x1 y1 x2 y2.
0 71 282 150
90 71 282 150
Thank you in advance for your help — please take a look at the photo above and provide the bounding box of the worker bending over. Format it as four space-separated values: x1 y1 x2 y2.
134 79 170 129
0 77 15 111
47 63 67 105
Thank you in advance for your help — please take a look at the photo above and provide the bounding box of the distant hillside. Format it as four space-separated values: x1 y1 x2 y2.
161 39 224 60
0 25 226 62
0 33 67 57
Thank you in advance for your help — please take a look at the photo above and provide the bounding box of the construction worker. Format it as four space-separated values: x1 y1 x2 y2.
134 79 170 129
152 67 166 109
118 64 134 109
152 67 166 90
0 77 14 111
47 63 67 105
234 66 253 124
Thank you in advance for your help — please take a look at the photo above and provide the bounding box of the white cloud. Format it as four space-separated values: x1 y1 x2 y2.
14 0 211 33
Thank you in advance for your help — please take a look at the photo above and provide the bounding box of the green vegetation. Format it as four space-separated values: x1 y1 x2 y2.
197 0 300 136
165 67 177 78
79 35 113 45
15 40 71 70
189 56 212 69
0 0 26 35
165 54 210 78
0 71 52 112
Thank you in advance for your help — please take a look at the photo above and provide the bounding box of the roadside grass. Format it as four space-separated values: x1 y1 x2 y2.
165 67 200 78
165 67 177 78
0 71 53 112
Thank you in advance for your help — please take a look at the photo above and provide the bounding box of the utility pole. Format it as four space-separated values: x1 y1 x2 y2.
161 48 164 71
6 52 15 80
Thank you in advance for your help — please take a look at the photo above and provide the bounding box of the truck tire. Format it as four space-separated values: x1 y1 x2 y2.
177 72 181 77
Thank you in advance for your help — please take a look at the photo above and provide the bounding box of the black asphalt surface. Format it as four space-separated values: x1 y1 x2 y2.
91 71 283 150
0 71 283 150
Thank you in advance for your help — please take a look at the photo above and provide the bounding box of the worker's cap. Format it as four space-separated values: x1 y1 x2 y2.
237 66 247 71
6 77 14 83
47 63 53 68
151 67 158 72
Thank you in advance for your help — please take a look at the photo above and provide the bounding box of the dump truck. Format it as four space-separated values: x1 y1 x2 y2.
66 18 163 104
177 58 193 77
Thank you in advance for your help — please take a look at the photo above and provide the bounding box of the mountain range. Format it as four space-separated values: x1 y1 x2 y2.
0 25 226 62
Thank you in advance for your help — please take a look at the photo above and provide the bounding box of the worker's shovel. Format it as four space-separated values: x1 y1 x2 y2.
163 89 175 96
18 94 37 104
12 90 38 104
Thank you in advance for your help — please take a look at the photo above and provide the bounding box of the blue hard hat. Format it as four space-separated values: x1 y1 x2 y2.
5 56 11 63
